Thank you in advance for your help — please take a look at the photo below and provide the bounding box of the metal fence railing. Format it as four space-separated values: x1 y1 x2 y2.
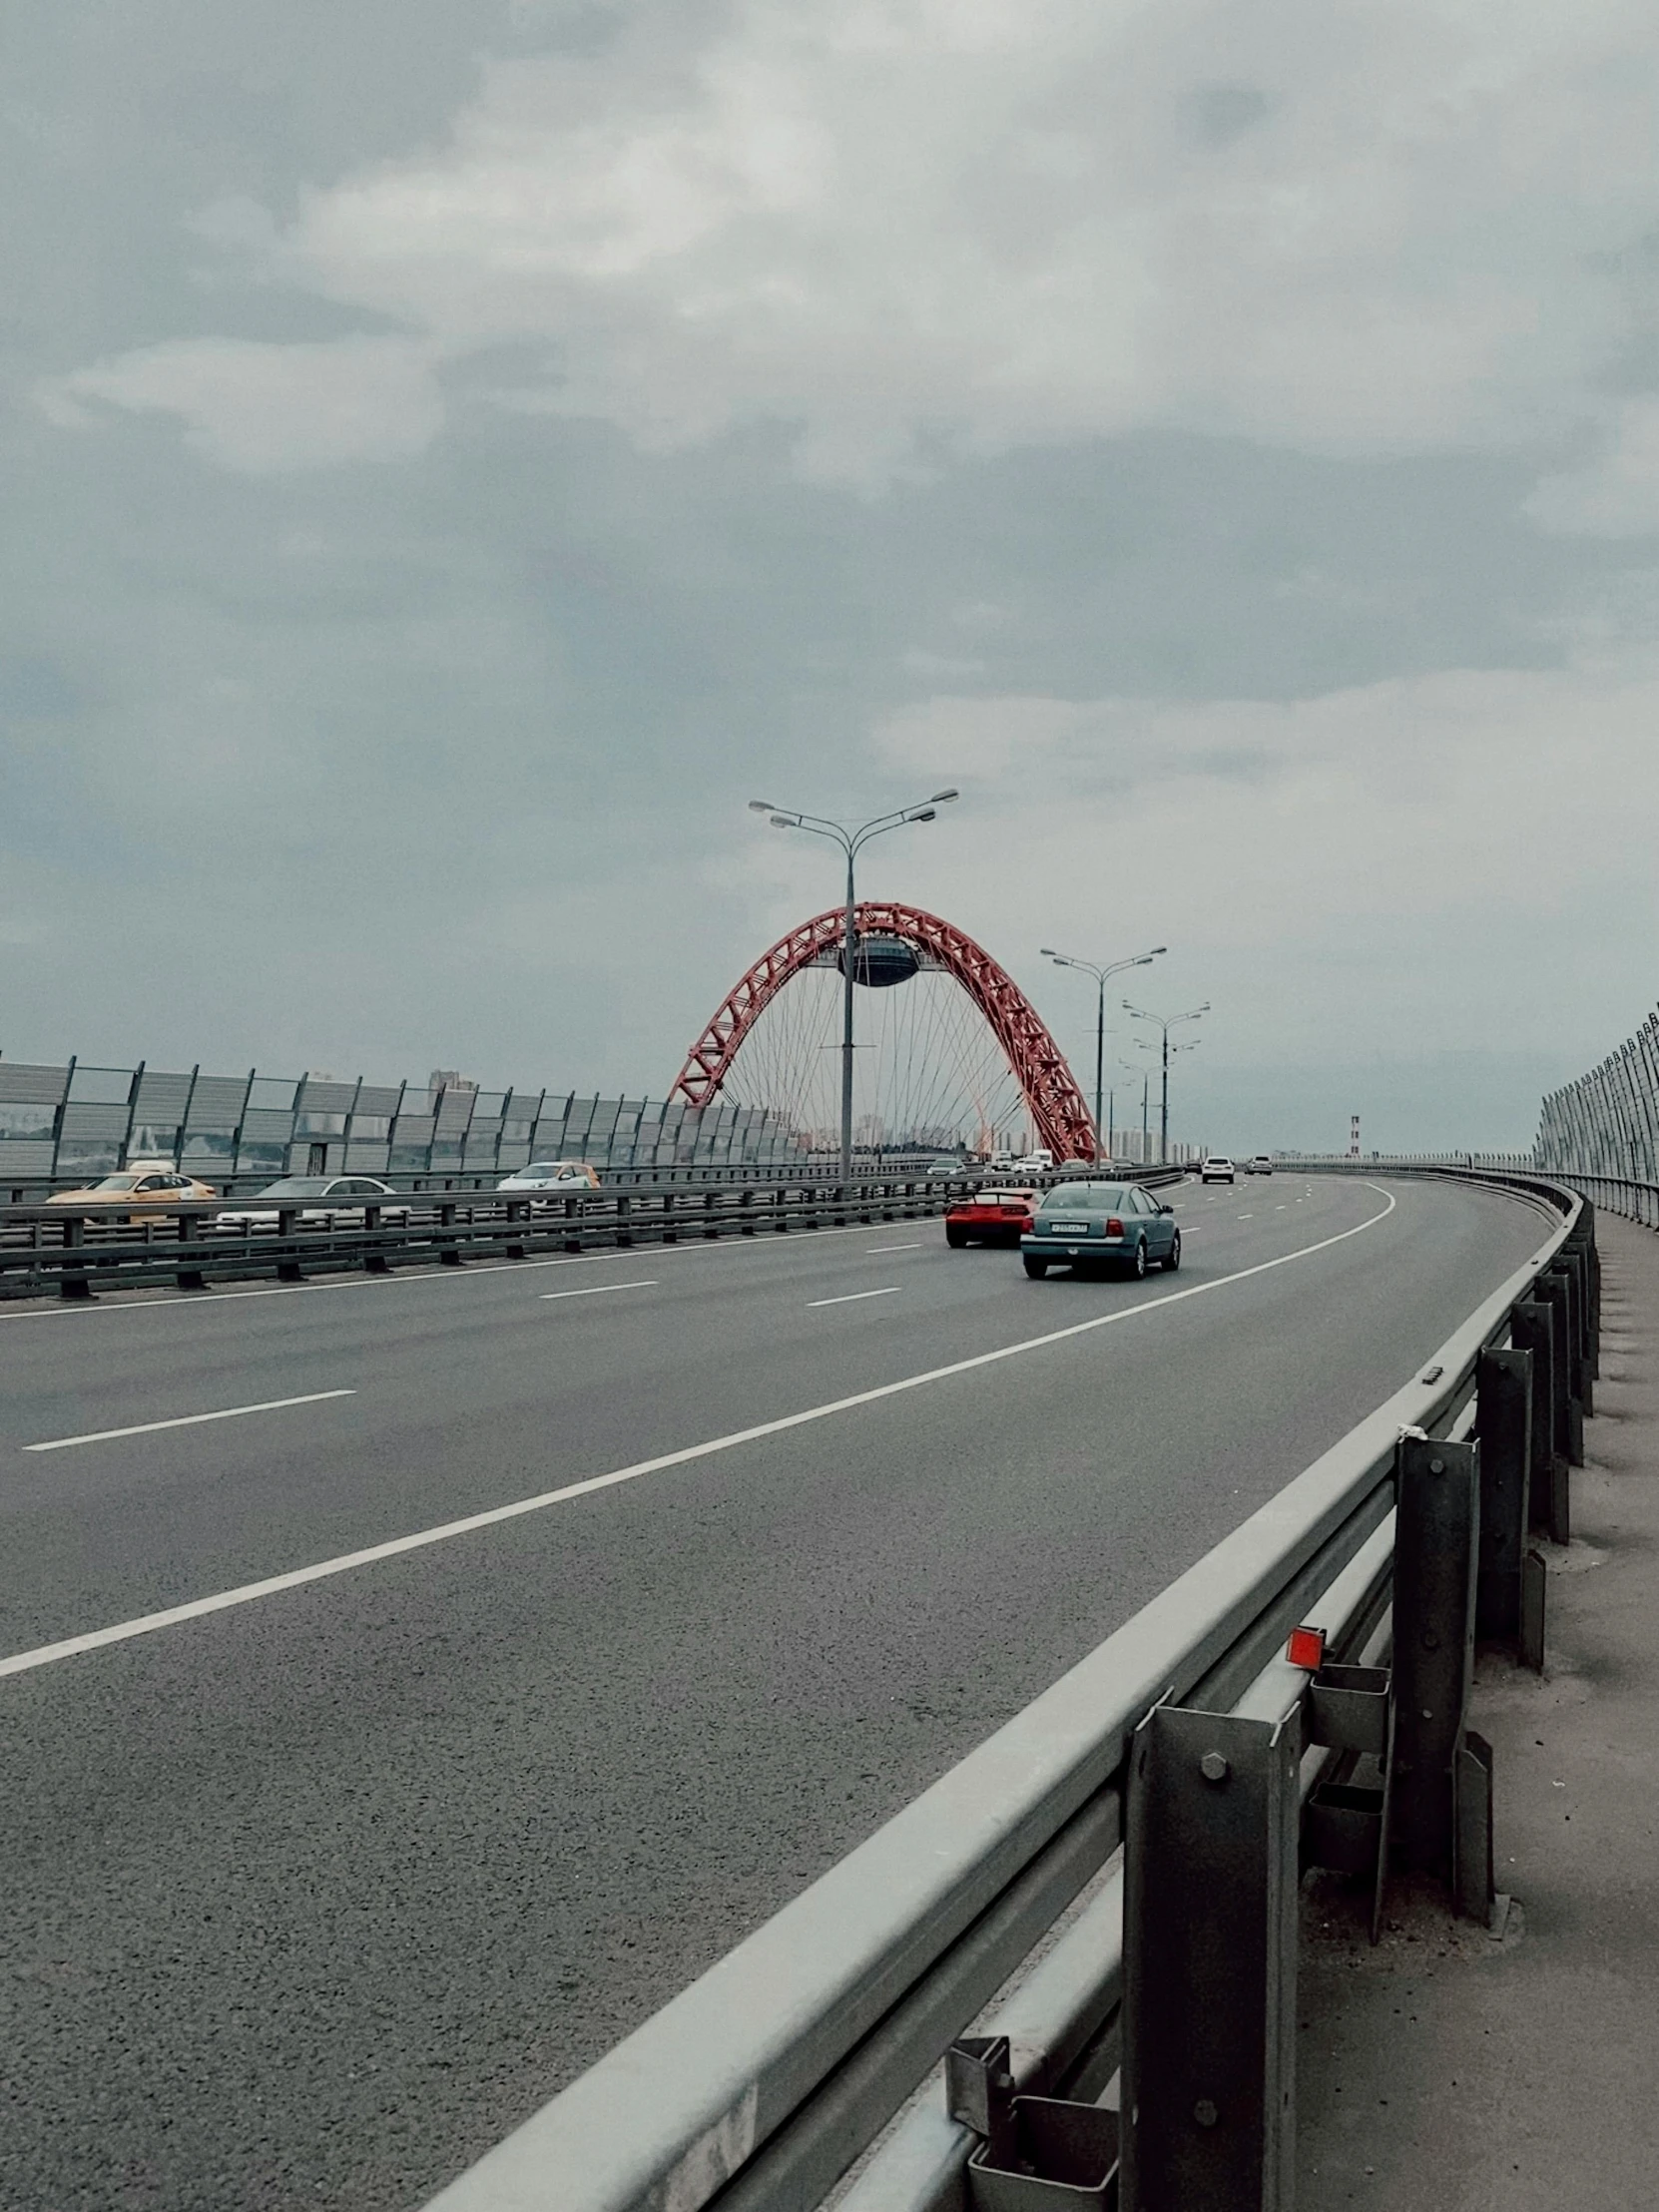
415 1165 1593 2212
0 1055 821 1195
0 1050 1209 1201
1537 1004 1659 1187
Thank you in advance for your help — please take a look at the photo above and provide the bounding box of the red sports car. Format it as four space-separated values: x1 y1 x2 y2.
945 1187 1039 1249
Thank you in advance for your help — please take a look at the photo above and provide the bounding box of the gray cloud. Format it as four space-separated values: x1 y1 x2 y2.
3 2 1658 1149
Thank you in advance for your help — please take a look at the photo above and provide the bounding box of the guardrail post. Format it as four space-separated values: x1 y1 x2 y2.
1390 1436 1492 1917
1122 1705 1300 2212
1474 1349 1532 1650
438 1200 464 1265
616 1195 632 1249
1510 1298 1567 1543
739 1189 754 1236
276 1207 303 1283
1536 1270 1581 1470
58 1213 92 1299
1550 1251 1591 1420
175 1208 208 1291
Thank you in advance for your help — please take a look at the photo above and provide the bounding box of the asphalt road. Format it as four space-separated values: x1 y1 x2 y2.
0 1173 1551 2211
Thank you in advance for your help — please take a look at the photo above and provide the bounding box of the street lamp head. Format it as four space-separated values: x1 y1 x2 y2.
930 789 960 804
1150 945 1168 956
748 799 776 814
909 808 937 823
769 814 797 829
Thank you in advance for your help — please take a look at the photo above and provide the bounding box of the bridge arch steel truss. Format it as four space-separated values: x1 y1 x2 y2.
669 900 1097 1161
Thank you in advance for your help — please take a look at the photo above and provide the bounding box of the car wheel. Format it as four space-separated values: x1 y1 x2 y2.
1164 1229 1181 1273
946 1228 966 1248
1129 1238 1148 1280
1023 1256 1048 1279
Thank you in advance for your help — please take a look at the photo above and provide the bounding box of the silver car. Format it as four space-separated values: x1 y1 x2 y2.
217 1176 410 1231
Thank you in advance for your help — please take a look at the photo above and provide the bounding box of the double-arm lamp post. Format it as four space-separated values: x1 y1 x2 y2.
749 792 959 1182
1123 1000 1210 1164
1040 945 1167 1163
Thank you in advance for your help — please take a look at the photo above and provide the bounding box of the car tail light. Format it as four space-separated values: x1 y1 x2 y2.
1105 1216 1124 1236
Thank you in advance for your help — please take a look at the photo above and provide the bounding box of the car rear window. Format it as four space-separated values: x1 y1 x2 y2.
1038 1186 1128 1214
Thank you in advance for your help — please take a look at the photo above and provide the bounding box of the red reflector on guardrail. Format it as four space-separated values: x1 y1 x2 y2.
1287 1625 1326 1671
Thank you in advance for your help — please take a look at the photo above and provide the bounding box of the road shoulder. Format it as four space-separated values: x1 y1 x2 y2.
1297 1209 1659 2209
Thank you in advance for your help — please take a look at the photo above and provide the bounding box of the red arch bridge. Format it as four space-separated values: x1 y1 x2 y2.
669 901 1097 1162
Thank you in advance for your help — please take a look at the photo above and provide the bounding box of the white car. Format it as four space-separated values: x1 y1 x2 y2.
1007 1149 1055 1173
1200 1156 1236 1184
217 1175 410 1230
1252 1155 1273 1176
496 1161 600 1192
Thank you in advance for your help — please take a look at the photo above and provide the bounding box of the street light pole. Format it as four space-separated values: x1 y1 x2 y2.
1039 944 1167 1162
750 790 959 1182
840 841 856 1189
1123 1000 1210 1164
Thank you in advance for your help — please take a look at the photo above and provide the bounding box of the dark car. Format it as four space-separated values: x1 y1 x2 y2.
1020 1182 1180 1280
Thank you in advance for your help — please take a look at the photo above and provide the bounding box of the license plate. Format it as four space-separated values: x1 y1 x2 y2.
1047 1222 1091 1235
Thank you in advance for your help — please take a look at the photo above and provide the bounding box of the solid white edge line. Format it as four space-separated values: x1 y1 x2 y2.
540 1281 658 1302
808 1287 901 1308
864 1244 922 1254
23 1389 356 1454
0 1186 1397 1680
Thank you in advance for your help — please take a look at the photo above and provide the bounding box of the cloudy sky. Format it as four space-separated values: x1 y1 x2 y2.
5 0 1658 1150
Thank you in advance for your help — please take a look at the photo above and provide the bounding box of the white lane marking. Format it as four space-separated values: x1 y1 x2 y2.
0 1188 1397 1681
808 1286 901 1308
865 1243 922 1254
1277 1204 1287 1210
1238 1214 1253 1220
0 1217 926 1324
540 1281 658 1302
23 1389 355 1454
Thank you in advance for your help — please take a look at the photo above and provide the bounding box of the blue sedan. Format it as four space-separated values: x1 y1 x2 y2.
1021 1182 1181 1280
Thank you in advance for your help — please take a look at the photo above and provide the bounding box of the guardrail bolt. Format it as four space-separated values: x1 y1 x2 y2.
1200 1751 1229 1783
1193 2099 1219 2128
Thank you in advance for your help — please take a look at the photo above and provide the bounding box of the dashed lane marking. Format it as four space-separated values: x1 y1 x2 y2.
23 1389 355 1454
540 1281 658 1302
808 1287 901 1308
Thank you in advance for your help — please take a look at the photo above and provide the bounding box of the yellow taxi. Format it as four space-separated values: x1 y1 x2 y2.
47 1162 218 1222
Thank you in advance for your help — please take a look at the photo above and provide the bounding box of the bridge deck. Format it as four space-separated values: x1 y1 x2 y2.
0 1175 1551 2209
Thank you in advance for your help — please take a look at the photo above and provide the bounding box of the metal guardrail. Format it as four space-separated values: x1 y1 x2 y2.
0 1165 1188 1302
418 1166 1594 2212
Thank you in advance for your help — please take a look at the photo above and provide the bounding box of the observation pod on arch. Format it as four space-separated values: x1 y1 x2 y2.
669 900 1097 1162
